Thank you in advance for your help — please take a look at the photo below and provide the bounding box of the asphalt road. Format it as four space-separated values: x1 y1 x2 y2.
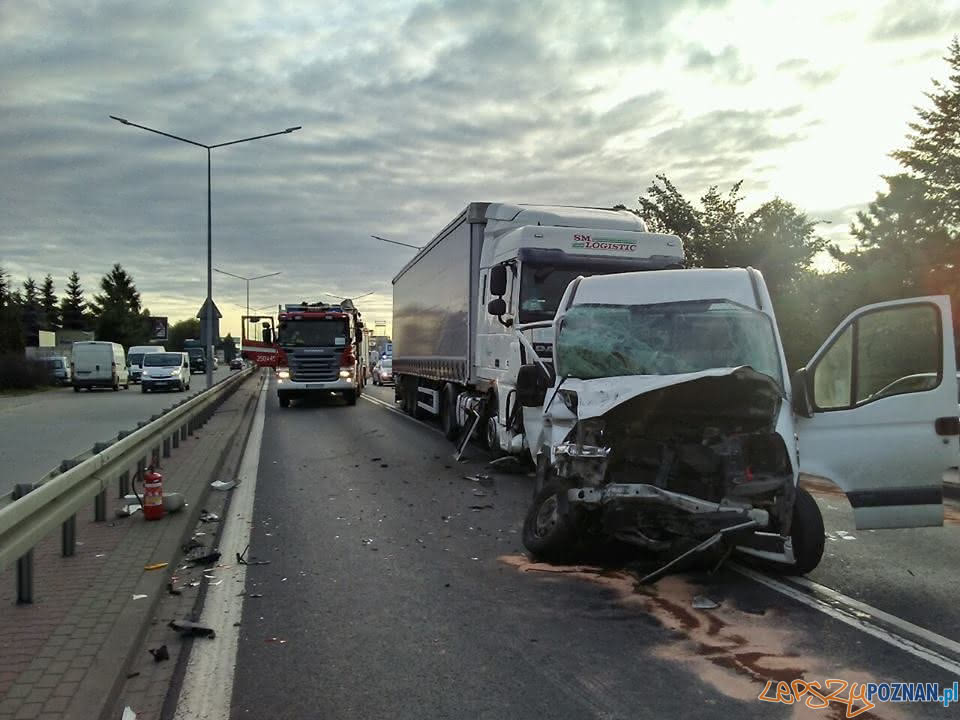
0 366 234 496
224 379 960 719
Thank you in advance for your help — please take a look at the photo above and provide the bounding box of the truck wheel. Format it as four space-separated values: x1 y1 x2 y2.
785 486 826 575
345 390 357 406
523 482 577 563
440 384 458 440
73 386 80 393
112 382 119 391
141 385 148 394
279 394 290 408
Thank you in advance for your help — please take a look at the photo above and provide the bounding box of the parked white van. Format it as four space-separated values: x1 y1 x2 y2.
127 345 165 383
72 342 129 391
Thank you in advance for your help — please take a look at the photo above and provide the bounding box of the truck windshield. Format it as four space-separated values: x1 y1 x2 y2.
144 353 183 366
556 300 783 384
128 353 144 366
278 319 348 347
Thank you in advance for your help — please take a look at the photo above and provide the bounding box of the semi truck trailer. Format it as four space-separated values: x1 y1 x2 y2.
391 202 684 454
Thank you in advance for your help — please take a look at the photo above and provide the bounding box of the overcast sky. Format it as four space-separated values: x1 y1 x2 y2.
2 0 958 338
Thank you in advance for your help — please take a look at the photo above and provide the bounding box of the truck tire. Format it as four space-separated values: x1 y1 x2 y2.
440 384 458 440
278 394 290 408
73 386 80 393
141 384 148 394
785 486 826 575
523 481 577 563
345 390 357 406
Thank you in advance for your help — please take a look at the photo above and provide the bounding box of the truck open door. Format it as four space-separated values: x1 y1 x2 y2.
792 296 959 529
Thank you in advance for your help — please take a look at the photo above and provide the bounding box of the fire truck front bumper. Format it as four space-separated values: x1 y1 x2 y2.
276 375 358 396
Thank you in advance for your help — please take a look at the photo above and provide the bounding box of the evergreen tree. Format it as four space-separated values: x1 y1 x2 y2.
0 266 24 352
88 264 149 347
60 271 88 331
21 277 41 346
40 274 59 330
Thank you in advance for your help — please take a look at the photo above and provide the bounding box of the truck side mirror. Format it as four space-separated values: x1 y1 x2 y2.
516 364 550 407
791 367 813 418
487 298 506 316
489 265 507 297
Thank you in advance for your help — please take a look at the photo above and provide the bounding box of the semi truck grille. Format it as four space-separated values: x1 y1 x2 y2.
289 354 338 381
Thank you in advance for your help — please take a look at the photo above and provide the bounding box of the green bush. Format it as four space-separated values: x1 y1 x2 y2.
0 354 52 390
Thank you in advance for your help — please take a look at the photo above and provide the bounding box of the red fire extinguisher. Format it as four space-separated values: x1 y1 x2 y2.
142 466 166 521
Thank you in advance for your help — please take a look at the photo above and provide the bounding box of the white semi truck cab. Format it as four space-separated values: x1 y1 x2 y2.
391 202 684 453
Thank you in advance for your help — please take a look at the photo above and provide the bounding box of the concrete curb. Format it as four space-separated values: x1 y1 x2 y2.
51 372 262 720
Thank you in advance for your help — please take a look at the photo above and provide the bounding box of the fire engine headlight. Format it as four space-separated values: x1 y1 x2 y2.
278 369 290 379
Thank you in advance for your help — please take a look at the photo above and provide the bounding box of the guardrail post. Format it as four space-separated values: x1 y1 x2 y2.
181 423 187 441
62 515 76 557
119 470 130 498
12 484 35 604
187 418 194 436
164 436 171 457
172 430 180 449
137 458 146 488
94 489 107 521
152 446 161 469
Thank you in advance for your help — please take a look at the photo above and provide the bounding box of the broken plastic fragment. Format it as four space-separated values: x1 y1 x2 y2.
168 620 216 638
210 480 236 491
144 562 168 571
122 707 137 720
131 594 148 600
185 545 222 566
692 595 720 610
149 644 170 662
199 510 220 523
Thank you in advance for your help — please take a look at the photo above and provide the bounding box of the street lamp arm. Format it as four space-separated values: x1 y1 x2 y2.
109 115 208 148
213 268 247 281
248 271 282 282
208 127 302 149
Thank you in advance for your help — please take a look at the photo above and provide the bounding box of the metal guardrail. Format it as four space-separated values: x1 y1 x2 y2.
0 366 256 602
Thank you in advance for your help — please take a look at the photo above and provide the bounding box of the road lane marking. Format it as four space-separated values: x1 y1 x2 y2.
173 377 268 720
361 393 443 435
733 563 960 676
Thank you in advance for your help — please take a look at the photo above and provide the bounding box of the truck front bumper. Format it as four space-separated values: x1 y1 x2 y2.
277 378 357 395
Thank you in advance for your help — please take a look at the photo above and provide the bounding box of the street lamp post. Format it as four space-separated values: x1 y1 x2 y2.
109 115 301 388
370 234 422 250
214 268 281 353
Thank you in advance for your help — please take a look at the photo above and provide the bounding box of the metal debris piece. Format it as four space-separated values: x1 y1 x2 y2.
210 480 236 491
149 644 170 661
185 545 222 566
168 620 216 638
237 544 270 566
131 594 148 600
486 456 527 474
199 510 220 523
692 595 720 610
469 504 494 511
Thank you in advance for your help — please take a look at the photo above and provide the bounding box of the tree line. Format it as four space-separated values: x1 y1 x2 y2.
0 263 156 352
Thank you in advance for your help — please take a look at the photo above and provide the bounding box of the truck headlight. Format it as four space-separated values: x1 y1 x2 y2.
339 369 353 378
278 369 290 379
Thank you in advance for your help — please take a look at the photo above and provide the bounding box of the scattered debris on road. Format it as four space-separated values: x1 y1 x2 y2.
237 544 270 565
122 707 137 720
199 509 220 523
148 644 170 662
131 594 148 600
210 480 236 491
144 562 168 571
692 595 720 610
185 545 222 566
486 456 527 474
469 504 494 511
168 620 216 638
167 582 182 596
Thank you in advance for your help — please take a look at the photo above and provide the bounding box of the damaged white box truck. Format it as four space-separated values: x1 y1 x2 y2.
391 202 685 448
510 267 959 576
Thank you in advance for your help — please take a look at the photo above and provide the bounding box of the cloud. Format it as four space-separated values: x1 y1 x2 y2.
0 0 935 337
871 1 958 40
686 45 754 83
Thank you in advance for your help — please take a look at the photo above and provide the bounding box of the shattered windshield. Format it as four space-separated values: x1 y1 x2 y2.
556 300 783 384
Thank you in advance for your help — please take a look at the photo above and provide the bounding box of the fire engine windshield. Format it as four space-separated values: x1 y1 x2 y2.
278 318 348 347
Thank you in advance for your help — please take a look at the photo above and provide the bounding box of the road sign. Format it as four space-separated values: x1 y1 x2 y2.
149 317 168 341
